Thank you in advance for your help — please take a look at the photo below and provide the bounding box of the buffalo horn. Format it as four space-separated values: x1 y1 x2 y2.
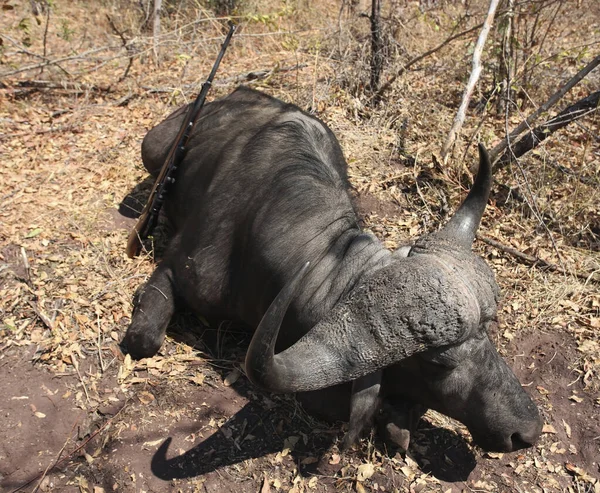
440 143 492 247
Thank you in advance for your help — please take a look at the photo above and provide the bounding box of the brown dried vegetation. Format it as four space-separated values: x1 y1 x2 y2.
0 0 599 492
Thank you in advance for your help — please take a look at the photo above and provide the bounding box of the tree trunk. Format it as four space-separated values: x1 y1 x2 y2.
152 0 162 65
370 0 384 94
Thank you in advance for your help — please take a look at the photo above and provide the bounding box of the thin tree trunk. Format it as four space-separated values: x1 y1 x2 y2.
495 90 600 167
496 0 514 115
440 0 500 163
152 0 162 65
370 0 384 94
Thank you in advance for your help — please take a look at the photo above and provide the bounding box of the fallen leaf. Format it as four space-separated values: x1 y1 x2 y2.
329 453 341 465
542 424 556 434
356 462 375 481
562 419 572 438
25 228 43 238
189 373 205 386
143 439 164 448
569 394 583 403
224 368 241 386
138 391 155 405
34 411 46 418
260 475 271 493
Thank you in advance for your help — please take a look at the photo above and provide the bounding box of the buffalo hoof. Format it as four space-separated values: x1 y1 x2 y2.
377 399 426 452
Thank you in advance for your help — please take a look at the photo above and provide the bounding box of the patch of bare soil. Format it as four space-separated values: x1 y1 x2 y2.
0 347 84 492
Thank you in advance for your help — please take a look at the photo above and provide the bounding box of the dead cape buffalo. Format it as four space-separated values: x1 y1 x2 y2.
122 86 542 453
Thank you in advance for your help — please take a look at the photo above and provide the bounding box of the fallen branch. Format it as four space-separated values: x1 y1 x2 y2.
0 43 121 78
9 79 108 92
490 54 600 164
477 234 599 284
440 0 500 162
141 64 307 94
495 90 600 166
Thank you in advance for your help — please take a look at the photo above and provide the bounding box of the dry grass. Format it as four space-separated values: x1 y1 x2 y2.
1 0 600 491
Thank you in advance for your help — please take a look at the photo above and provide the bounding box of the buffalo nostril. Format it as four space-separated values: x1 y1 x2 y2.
510 432 533 451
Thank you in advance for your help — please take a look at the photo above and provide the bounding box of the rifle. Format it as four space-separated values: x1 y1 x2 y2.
126 24 236 258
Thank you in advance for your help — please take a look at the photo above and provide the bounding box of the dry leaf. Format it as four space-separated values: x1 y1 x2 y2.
143 439 164 448
569 394 583 403
224 368 241 386
329 453 341 465
34 411 46 418
283 436 299 451
562 419 572 438
138 391 155 405
542 424 557 434
260 476 271 493
356 462 375 481
190 373 205 386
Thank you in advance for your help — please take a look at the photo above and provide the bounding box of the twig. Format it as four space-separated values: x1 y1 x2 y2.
440 0 500 162
9 79 108 92
0 43 120 78
39 2 51 76
97 316 105 374
489 54 600 164
31 418 79 493
9 401 129 493
28 300 55 331
71 353 90 403
477 234 598 284
0 124 81 141
503 56 566 278
106 14 135 81
373 22 484 102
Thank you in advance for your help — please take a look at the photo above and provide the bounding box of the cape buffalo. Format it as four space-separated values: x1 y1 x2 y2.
122 86 542 452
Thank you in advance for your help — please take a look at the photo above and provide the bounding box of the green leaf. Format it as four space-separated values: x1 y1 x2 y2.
25 228 43 238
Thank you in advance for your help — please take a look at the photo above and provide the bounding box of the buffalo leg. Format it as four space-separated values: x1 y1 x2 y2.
341 370 382 449
121 263 176 359
376 399 426 452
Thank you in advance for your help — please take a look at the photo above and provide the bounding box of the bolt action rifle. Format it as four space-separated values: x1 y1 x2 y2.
126 24 235 258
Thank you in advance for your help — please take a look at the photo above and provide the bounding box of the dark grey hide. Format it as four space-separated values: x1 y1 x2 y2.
122 86 542 453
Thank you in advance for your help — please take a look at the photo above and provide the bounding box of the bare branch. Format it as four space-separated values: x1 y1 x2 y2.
373 22 484 102
496 90 600 166
440 0 500 162
477 234 599 285
490 54 600 164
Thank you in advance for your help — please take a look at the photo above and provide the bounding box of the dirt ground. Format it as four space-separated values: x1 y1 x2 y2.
1 0 599 492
